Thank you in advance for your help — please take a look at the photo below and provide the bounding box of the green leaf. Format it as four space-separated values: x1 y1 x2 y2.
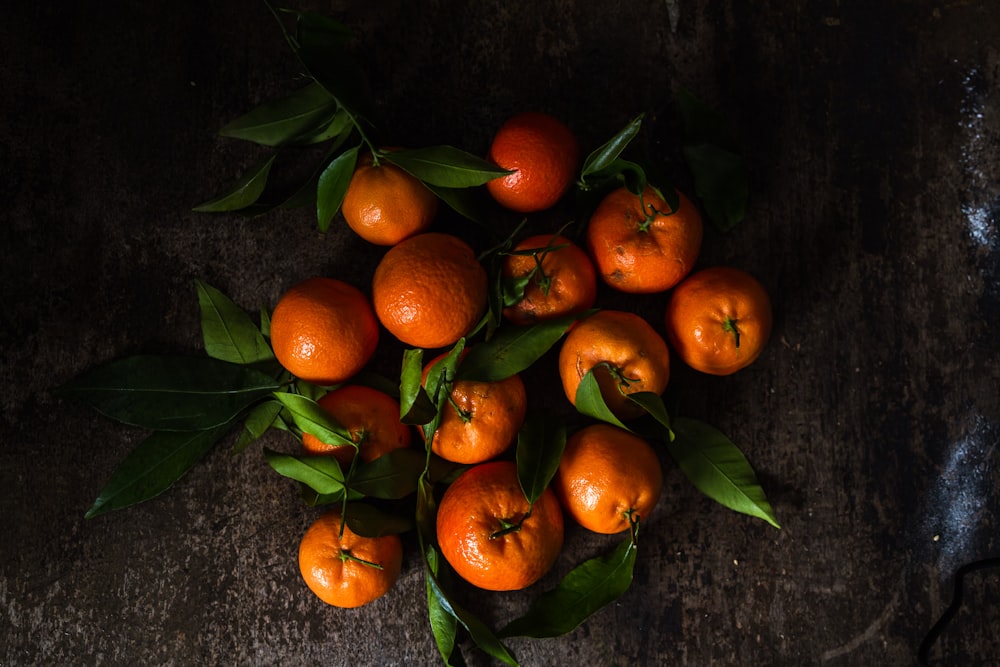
419 340 466 441
457 311 587 383
192 153 277 212
263 447 347 496
85 421 233 518
676 88 748 232
341 502 414 537
316 144 360 232
580 114 643 182
667 417 780 528
195 280 274 366
350 448 425 499
499 534 637 639
424 554 520 666
54 355 281 431
423 182 496 227
399 348 437 425
272 392 354 447
681 143 748 233
289 11 373 119
625 391 674 439
381 146 512 188
515 412 566 505
572 366 630 430
298 107 354 145
425 544 464 666
219 81 338 147
232 398 285 454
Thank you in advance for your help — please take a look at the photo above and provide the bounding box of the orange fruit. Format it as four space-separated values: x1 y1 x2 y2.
341 149 438 246
664 266 773 375
421 350 527 464
298 509 403 608
586 185 703 293
435 460 564 591
270 277 379 385
553 424 663 534
501 233 597 325
301 384 413 467
372 232 488 349
486 111 580 213
558 309 670 420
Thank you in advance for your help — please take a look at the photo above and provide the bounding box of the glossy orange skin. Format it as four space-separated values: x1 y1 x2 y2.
665 266 773 375
301 385 413 467
341 150 438 246
420 350 527 464
501 234 597 325
558 310 670 420
586 186 703 294
270 277 379 385
372 232 488 349
553 424 663 534
486 112 580 213
435 461 564 591
298 509 403 608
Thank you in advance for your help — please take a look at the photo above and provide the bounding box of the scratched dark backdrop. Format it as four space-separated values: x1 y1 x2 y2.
2 2 999 665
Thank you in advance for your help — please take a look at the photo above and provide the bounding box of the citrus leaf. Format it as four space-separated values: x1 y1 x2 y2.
572 366 630 430
419 340 466 442
288 11 373 120
457 311 588 383
54 355 281 431
341 502 414 537
424 544 464 667
676 87 748 232
667 417 780 528
580 113 643 182
499 534 637 638
272 392 354 447
625 391 674 440
316 144 359 232
399 348 437 425
350 448 425 499
381 145 512 188
232 398 285 454
195 280 274 366
515 411 566 506
423 182 495 226
85 421 234 519
681 142 748 233
218 80 338 147
298 106 353 145
424 552 519 666
263 447 347 496
192 153 277 212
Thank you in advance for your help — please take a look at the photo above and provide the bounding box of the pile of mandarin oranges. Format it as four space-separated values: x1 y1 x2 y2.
274 111 772 609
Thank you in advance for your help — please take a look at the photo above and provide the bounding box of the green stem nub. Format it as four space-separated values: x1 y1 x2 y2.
723 317 741 349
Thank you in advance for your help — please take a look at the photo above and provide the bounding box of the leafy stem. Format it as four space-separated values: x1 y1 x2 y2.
340 548 384 570
490 508 531 540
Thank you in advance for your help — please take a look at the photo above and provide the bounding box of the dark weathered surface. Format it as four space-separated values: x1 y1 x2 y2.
2 2 999 665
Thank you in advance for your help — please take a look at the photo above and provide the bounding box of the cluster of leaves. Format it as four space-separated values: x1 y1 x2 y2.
54 6 772 666
192 6 511 230
55 274 777 666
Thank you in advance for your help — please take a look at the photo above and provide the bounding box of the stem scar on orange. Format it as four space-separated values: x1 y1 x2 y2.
372 232 488 349
586 185 703 294
301 384 413 467
435 460 564 592
665 266 773 375
486 111 581 213
553 423 663 535
270 277 379 386
341 149 438 246
298 509 403 609
557 309 670 420
421 350 527 465
501 233 597 325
